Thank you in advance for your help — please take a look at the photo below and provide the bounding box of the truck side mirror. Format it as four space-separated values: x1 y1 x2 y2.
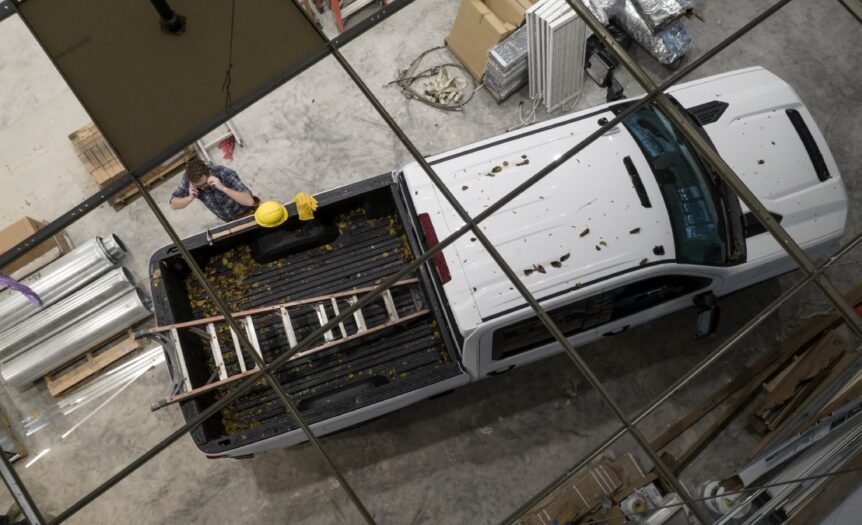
693 292 720 339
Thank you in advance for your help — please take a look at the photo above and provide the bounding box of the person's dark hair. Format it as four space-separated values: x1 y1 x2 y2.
184 158 209 183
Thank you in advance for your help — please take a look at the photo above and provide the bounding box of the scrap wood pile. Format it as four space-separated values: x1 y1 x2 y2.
519 454 691 524
518 284 862 524
649 283 862 523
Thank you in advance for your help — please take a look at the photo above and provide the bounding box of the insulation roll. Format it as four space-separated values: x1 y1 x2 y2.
0 268 136 361
0 235 125 333
1 289 151 388
630 0 692 33
614 0 692 65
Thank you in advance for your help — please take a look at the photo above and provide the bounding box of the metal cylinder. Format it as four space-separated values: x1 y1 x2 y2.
1 289 151 388
0 268 136 362
0 235 125 333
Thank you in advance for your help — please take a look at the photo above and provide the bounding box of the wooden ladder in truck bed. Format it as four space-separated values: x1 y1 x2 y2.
141 279 428 410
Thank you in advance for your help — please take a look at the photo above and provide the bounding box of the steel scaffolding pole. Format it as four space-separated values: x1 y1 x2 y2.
17 1 853 524
127 178 376 524
49 0 796 521
501 228 862 523
287 3 718 523
0 451 45 525
563 0 862 340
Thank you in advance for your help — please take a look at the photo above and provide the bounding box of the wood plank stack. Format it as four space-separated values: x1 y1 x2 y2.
647 283 862 475
520 454 659 524
69 123 197 211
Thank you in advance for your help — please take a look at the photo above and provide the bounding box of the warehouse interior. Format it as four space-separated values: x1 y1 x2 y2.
0 0 860 523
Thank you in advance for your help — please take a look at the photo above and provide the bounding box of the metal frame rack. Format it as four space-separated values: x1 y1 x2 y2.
0 1 860 524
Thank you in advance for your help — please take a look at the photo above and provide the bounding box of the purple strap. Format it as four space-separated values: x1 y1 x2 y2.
0 273 43 307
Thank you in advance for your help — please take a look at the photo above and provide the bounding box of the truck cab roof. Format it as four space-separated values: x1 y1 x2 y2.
404 104 676 334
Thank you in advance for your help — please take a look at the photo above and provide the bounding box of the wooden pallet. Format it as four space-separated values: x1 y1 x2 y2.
68 123 125 187
43 330 142 397
69 122 197 211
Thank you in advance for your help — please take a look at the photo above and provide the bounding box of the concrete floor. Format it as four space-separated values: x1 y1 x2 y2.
0 0 860 523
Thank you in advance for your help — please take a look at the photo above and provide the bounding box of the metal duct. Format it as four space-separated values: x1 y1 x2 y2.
630 0 690 32
1 289 151 388
0 268 136 362
527 0 588 112
0 235 125 333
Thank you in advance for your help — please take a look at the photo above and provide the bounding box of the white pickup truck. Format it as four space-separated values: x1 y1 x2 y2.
149 67 847 457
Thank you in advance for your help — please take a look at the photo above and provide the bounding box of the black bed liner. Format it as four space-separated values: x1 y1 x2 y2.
149 174 462 454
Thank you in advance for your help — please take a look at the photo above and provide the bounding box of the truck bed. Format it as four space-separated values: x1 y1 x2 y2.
149 175 464 454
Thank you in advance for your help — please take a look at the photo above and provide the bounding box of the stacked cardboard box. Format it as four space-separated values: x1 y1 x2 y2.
0 217 73 280
447 0 536 81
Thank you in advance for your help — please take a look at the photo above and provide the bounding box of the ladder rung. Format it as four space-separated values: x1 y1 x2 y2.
200 131 234 149
243 316 263 366
229 326 247 373
224 120 244 147
155 308 431 408
207 323 228 380
347 295 367 332
341 0 375 18
382 289 399 321
140 278 419 335
170 328 193 391
315 304 335 342
330 298 348 338
279 307 298 348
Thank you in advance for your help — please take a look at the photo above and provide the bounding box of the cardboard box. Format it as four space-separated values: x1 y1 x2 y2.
447 0 534 81
0 217 73 279
487 0 534 26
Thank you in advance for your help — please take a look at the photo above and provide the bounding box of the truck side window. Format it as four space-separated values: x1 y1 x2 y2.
491 275 711 361
606 275 712 321
492 293 613 361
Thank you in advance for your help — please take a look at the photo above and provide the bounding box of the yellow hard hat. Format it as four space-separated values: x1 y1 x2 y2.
254 200 288 228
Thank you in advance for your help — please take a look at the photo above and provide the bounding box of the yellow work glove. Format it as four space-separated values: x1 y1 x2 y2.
293 191 318 221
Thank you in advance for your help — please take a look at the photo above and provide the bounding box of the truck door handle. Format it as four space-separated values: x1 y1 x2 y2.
602 325 630 337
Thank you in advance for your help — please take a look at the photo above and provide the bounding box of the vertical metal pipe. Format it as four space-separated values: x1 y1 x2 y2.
149 0 185 34
0 452 45 525
1 289 151 387
0 236 125 333
0 268 136 361
292 2 709 522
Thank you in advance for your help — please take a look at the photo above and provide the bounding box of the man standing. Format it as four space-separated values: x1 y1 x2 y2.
170 158 258 221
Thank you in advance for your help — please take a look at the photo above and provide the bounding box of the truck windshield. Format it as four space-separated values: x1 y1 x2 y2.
620 105 728 266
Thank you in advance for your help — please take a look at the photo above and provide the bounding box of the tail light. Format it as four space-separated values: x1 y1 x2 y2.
417 213 451 284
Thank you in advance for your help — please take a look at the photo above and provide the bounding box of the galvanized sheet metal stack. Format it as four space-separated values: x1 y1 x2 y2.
485 25 530 102
0 234 153 388
527 0 588 112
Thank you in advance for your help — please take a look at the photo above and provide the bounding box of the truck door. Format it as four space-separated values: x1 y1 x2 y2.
594 272 719 339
